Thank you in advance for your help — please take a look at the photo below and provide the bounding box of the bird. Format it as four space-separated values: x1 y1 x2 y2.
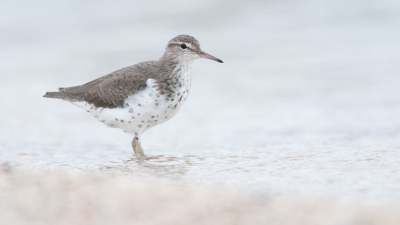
43 34 223 157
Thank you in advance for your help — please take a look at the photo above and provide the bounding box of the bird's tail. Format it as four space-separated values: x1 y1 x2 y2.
43 91 78 101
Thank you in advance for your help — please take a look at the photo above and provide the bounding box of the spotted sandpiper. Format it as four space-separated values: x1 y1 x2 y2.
43 35 223 157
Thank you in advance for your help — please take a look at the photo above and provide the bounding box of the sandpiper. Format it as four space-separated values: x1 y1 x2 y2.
44 35 223 157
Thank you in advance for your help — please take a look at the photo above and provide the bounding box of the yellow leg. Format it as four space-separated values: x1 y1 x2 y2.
131 138 145 157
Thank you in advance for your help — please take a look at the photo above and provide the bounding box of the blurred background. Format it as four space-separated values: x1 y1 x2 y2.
1 0 400 206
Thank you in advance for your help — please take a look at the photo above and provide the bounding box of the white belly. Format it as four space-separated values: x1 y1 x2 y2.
72 78 190 137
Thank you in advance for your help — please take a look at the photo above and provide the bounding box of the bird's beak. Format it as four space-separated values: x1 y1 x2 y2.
197 51 223 63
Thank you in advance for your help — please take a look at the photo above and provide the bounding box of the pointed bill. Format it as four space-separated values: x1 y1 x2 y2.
197 51 223 63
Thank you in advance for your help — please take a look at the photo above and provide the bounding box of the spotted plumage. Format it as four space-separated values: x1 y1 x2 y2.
44 35 223 157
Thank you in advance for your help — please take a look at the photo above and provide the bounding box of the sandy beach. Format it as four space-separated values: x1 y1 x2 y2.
1 164 400 225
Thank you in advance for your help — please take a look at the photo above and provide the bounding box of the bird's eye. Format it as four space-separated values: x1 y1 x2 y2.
180 43 187 49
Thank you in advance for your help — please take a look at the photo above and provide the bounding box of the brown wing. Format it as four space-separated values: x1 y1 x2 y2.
59 62 156 108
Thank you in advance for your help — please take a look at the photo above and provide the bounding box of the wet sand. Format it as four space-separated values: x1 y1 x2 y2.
1 165 400 225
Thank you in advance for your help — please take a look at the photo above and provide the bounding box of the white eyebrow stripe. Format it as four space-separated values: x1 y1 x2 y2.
170 42 193 49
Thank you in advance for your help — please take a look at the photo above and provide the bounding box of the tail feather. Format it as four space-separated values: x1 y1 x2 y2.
43 91 80 102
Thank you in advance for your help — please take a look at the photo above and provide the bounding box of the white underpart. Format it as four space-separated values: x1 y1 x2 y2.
72 64 192 138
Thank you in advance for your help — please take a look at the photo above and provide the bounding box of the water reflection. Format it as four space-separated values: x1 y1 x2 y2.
99 155 200 177
98 154 263 178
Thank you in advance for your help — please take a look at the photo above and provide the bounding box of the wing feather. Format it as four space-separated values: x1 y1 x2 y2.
59 62 157 108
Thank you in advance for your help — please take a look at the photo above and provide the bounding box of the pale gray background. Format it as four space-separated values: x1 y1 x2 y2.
1 0 400 203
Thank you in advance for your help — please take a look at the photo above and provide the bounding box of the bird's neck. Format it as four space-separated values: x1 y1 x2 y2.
157 57 193 95
158 56 194 79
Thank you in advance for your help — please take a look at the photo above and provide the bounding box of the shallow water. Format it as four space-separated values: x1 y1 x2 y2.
1 0 400 204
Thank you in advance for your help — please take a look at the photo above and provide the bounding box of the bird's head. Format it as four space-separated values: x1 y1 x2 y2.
162 35 223 64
